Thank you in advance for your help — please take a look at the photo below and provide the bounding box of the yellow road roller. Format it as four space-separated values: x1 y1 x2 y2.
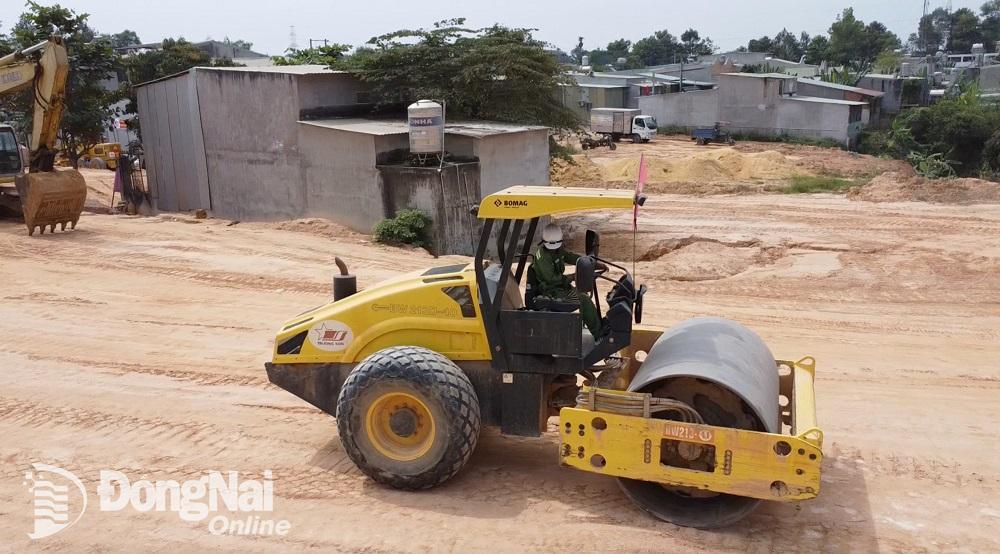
266 186 822 528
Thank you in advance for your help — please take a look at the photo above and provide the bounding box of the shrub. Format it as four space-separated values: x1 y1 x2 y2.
907 152 956 179
983 129 1000 176
373 209 432 248
895 88 1000 176
549 137 578 162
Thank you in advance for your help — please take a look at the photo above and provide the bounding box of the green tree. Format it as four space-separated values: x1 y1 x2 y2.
124 38 211 83
771 28 804 61
825 9 899 77
804 35 830 65
11 2 119 168
346 19 580 131
121 38 241 136
984 1 1000 51
826 8 868 65
680 28 714 56
606 38 630 60
874 49 903 73
916 8 951 54
948 8 984 53
631 29 682 66
747 35 774 53
272 44 350 66
108 29 140 49
223 37 254 51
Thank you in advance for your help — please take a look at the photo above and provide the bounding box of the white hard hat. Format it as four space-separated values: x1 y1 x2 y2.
541 224 563 250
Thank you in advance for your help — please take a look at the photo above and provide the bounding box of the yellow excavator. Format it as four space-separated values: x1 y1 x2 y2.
0 36 87 235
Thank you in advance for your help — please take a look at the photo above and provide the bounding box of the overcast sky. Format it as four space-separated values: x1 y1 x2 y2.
0 1 989 55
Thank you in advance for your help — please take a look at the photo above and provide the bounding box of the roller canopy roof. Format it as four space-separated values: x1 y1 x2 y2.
477 186 642 220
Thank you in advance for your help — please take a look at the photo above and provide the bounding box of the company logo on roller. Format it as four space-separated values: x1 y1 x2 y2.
310 320 353 351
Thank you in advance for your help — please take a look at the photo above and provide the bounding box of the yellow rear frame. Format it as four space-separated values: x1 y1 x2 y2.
558 357 822 502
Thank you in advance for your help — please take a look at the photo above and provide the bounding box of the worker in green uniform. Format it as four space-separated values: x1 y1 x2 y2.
533 224 602 336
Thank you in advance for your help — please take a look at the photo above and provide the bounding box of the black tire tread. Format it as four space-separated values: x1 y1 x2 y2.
336 346 480 490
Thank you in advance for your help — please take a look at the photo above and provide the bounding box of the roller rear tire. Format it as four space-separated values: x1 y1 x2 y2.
336 346 480 490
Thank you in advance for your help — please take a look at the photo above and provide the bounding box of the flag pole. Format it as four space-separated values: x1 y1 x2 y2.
633 153 647 278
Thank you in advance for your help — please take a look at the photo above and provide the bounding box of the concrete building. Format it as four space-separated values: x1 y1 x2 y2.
135 65 547 255
795 78 884 124
639 73 866 146
981 64 1000 93
560 71 713 122
855 74 931 117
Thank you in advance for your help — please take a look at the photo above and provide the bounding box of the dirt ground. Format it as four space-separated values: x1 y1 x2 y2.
2 172 1000 552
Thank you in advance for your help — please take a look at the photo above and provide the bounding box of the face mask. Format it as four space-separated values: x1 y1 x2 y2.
543 240 562 250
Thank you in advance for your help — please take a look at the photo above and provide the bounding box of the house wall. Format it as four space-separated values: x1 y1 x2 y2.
637 89 720 128
795 81 844 101
716 75 787 132
297 73 367 114
558 86 629 123
980 65 1000 92
297 125 381 231
774 100 852 144
473 129 550 197
194 69 305 220
378 163 481 256
795 82 877 125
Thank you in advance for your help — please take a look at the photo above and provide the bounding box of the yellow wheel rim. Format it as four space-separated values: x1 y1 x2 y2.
364 391 436 462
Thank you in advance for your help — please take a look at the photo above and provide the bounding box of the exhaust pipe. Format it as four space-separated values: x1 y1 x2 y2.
332 257 357 301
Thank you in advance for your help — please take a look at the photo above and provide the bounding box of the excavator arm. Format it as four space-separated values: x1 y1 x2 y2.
0 37 86 235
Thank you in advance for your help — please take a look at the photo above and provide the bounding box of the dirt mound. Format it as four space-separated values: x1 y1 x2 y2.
253 218 368 239
550 155 604 186
850 172 1000 204
596 148 807 184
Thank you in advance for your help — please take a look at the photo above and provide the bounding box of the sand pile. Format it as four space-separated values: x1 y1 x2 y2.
596 148 806 184
849 172 1000 204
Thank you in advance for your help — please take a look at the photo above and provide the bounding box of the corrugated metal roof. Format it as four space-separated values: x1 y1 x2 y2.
560 83 630 89
204 64 341 75
785 96 867 106
134 64 346 88
796 78 884 97
721 72 796 79
299 119 548 137
634 73 716 86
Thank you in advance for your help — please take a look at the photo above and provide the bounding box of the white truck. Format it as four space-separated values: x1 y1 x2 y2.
589 108 657 143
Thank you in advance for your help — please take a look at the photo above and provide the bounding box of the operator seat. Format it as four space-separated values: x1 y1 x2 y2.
525 264 580 313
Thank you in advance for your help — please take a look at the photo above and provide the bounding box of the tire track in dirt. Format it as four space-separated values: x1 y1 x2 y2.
0 397 321 453
7 350 270 388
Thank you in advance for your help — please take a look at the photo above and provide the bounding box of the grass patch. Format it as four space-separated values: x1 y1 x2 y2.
657 125 690 136
731 132 844 149
782 174 858 193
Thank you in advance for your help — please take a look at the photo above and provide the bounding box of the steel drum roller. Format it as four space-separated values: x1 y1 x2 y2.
620 316 780 528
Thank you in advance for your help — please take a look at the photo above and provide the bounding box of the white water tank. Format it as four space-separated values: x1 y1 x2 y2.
407 99 444 154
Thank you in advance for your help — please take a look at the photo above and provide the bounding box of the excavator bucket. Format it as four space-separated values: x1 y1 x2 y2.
14 169 87 236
